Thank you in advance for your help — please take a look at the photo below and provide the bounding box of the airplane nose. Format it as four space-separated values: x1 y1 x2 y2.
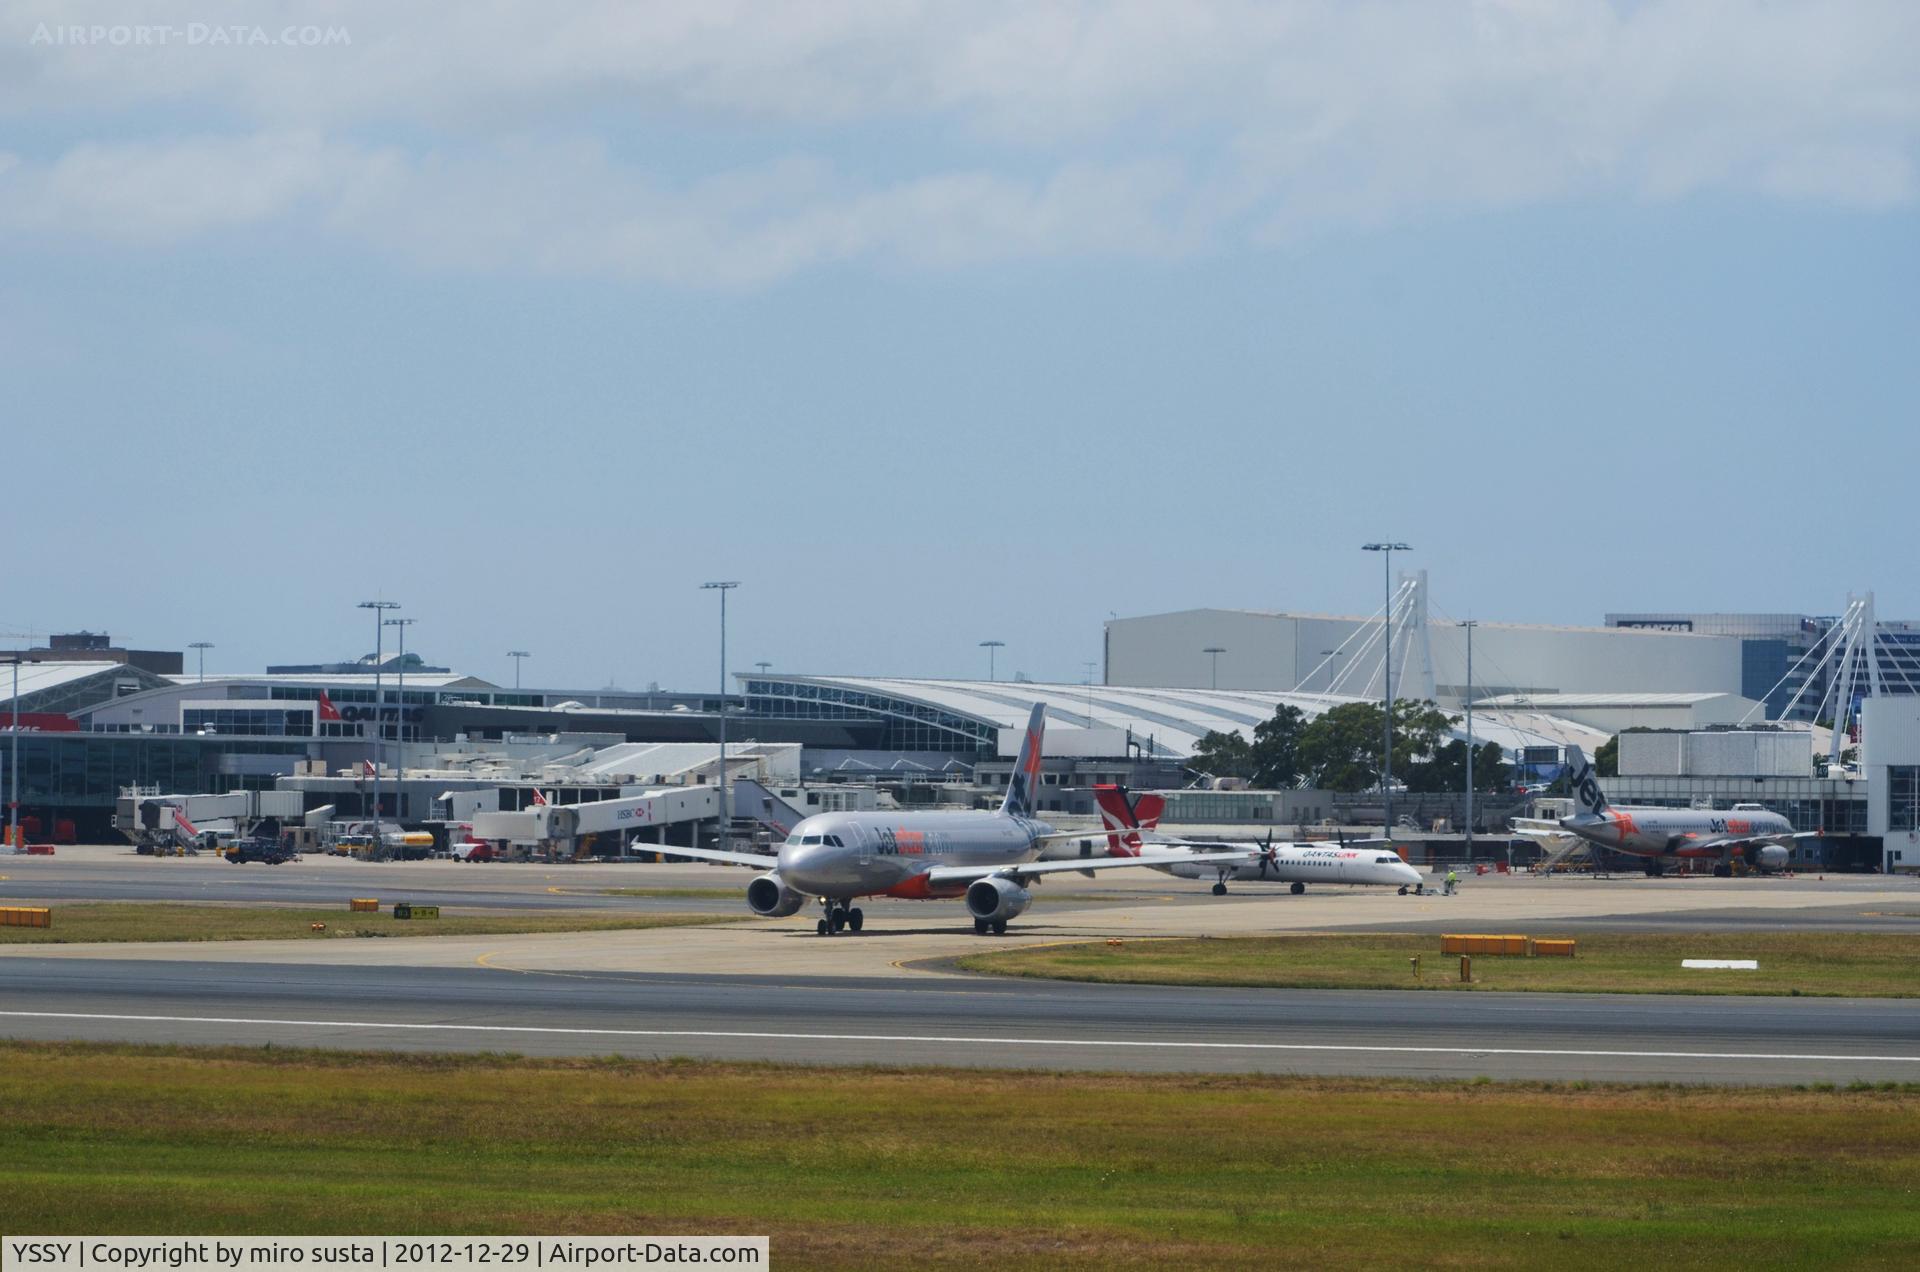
779 841 819 883
779 841 842 893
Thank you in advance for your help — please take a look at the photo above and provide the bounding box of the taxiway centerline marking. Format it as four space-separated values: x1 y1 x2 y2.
1 1009 1915 1064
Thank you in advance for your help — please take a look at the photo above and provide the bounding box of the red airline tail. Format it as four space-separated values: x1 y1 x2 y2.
1093 784 1163 857
530 789 548 806
316 691 342 723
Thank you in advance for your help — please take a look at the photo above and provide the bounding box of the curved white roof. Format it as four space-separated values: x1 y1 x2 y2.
749 675 1604 757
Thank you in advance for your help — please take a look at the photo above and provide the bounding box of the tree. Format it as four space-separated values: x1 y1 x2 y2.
1472 740 1511 792
1298 702 1384 792
1392 700 1462 790
1189 729 1254 780
1594 734 1619 778
1249 704 1307 788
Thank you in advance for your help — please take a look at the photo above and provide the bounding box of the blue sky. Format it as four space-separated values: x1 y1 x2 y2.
3 2 1917 690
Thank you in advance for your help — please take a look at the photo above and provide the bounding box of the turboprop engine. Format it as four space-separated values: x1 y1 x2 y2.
965 876 1032 924
746 872 807 917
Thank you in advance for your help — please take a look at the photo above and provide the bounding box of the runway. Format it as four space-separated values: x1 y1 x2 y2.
5 847 1920 1084
1 955 1914 1084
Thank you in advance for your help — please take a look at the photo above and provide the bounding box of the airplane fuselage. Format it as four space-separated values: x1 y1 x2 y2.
1047 833 1421 888
1558 806 1794 860
1159 842 1424 888
772 809 1056 899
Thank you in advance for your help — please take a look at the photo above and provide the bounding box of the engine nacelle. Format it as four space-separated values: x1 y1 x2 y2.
1752 845 1790 874
746 872 807 917
966 876 1032 923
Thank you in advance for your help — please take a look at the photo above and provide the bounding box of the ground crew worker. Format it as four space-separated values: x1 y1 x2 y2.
1445 868 1459 895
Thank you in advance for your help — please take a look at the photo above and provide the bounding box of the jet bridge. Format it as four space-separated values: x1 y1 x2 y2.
115 789 305 853
468 786 722 860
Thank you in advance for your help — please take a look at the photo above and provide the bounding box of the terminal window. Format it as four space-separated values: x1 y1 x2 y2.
1891 767 1920 833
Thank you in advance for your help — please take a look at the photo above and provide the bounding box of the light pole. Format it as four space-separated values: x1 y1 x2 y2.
702 582 739 852
385 617 416 817
1202 646 1226 690
507 650 530 691
358 600 400 844
1320 649 1345 693
4 654 18 849
1459 620 1478 856
1362 542 1411 836
189 641 213 683
979 640 1004 682
754 660 772 677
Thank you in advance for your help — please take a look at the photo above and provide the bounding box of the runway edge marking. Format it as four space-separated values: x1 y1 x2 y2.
2 1010 1917 1065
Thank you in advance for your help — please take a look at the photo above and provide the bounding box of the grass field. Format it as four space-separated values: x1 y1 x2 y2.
1 1042 1915 1269
0 902 739 944
958 931 1920 997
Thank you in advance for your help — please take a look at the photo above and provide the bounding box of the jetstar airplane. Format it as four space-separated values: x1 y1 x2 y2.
1085 785 1424 896
659 704 1262 935
1513 745 1816 877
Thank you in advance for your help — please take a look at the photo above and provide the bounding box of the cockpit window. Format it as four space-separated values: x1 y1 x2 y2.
1376 855 1400 864
801 835 823 845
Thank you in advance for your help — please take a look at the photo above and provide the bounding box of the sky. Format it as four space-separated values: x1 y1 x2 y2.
3 1 1917 692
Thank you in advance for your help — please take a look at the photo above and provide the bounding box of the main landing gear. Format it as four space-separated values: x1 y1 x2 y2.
815 900 864 936
1290 882 1305 895
1211 881 1229 896
973 918 1009 935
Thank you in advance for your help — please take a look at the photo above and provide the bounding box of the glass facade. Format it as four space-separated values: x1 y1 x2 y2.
0 734 316 821
183 708 315 737
1890 766 1920 833
1163 792 1280 823
744 679 996 755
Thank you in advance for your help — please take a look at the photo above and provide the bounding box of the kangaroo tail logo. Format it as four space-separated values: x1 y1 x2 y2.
1093 784 1164 856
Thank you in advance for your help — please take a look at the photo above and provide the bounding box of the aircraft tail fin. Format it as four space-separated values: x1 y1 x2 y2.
1000 703 1047 820
1105 787 1144 856
1564 745 1612 818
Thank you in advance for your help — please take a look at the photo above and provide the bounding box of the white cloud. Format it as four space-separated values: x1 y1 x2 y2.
2 1 1915 282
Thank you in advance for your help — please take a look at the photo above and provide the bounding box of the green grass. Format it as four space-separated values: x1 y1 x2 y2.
1 1042 1916 1268
958 931 1920 997
0 902 741 944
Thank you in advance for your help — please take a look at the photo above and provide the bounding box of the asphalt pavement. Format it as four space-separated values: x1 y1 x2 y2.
1 955 1915 1085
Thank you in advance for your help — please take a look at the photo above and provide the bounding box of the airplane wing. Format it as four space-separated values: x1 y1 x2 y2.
641 845 781 870
1127 833 1393 853
1682 830 1824 851
926 850 1259 888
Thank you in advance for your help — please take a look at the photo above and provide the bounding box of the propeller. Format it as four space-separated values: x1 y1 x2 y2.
1257 829 1278 880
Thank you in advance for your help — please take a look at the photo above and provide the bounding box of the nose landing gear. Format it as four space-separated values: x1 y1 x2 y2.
814 901 864 936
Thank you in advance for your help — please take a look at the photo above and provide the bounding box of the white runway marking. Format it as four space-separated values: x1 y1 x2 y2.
1 1009 1915 1064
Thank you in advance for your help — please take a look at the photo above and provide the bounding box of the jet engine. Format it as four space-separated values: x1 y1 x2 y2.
1751 845 1790 874
747 873 807 917
965 876 1032 924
